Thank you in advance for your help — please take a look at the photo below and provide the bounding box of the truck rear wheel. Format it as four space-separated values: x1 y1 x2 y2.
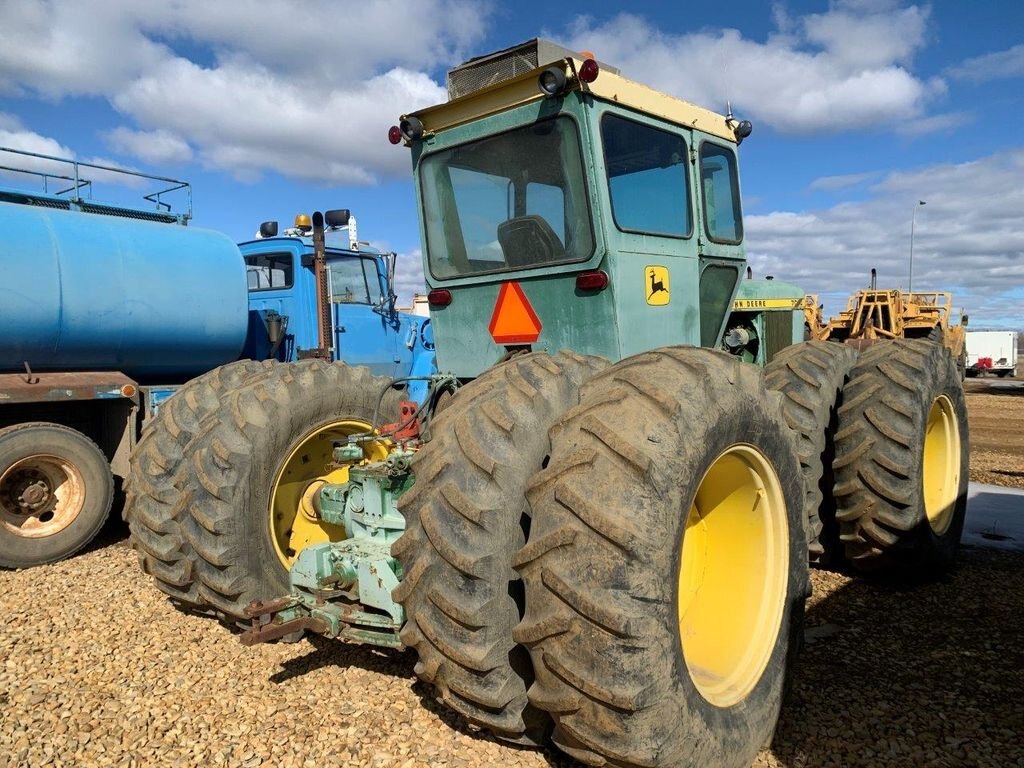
516 348 807 768
125 360 272 608
764 340 858 563
393 351 606 744
182 361 401 623
834 339 969 572
0 422 113 568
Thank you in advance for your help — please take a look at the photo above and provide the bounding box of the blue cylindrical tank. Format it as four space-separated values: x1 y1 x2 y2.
0 201 248 379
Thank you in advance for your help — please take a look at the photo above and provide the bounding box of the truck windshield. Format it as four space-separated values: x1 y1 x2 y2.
329 257 382 304
419 116 594 279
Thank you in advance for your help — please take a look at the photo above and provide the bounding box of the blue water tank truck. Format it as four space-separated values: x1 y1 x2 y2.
0 148 434 568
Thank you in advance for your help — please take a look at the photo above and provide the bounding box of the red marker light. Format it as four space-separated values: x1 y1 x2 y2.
575 270 609 291
388 125 402 145
579 58 600 84
427 288 452 306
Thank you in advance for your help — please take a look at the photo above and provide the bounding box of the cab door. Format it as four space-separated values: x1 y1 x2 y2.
328 255 399 377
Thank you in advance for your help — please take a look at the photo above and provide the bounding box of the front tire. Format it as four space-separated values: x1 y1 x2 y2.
515 348 807 768
833 339 969 572
0 423 113 568
181 361 401 623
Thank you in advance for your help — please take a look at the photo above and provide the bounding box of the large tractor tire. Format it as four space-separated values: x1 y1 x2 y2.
181 361 401 622
393 351 607 744
764 340 858 563
0 422 114 568
125 360 273 608
834 339 969 572
515 347 807 768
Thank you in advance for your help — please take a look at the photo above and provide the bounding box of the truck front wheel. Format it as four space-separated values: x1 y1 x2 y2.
0 422 114 568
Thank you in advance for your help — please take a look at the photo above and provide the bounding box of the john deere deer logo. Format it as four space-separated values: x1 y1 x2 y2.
646 266 670 306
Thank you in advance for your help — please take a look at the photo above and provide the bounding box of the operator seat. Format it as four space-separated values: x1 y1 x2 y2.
497 215 565 269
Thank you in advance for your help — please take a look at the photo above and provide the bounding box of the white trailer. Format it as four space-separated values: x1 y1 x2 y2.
966 331 1019 377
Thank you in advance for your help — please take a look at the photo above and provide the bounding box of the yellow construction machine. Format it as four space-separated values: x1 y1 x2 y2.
816 269 968 376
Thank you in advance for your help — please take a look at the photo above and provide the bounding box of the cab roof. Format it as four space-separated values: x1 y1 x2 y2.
407 55 740 144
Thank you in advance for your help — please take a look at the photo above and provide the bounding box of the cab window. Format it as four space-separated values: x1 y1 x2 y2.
700 143 743 244
329 258 373 304
601 113 692 238
245 252 292 291
419 116 594 279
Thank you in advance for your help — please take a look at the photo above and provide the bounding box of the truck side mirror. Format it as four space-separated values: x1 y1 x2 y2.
325 209 350 228
386 252 398 308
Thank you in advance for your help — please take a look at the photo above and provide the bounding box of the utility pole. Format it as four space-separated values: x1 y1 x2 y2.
909 200 926 292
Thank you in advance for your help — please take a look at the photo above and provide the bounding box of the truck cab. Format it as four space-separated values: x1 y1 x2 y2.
239 214 433 386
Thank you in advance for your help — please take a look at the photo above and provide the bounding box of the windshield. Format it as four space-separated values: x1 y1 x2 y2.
329 257 382 304
419 117 594 279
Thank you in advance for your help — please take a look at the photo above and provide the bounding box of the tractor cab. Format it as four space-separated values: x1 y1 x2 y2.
393 39 755 377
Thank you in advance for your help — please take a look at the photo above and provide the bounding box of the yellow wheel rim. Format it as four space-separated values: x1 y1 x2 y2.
0 455 86 538
677 444 789 708
268 420 389 568
923 395 960 534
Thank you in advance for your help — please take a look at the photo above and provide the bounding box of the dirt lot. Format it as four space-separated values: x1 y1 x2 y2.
964 379 1024 488
1 383 1022 768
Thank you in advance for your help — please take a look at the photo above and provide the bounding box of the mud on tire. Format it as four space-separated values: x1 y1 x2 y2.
833 338 969 572
180 361 401 623
515 347 807 768
764 341 858 563
125 360 272 607
393 351 607 743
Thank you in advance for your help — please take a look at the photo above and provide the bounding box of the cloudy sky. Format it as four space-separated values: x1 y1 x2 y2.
1 0 1021 326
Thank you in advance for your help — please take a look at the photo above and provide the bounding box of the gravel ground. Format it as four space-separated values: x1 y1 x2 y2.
2 530 1022 768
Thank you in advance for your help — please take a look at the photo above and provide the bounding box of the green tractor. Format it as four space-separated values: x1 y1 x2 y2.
129 39 970 768
723 273 807 365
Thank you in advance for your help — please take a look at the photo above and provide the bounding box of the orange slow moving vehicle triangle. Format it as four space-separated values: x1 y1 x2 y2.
488 281 542 344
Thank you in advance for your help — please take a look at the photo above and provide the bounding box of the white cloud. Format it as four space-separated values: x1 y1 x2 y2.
0 114 77 186
0 114 154 192
558 5 947 134
0 0 488 184
746 149 1024 327
112 61 445 183
893 110 972 137
947 44 1024 83
809 171 881 191
105 127 193 165
0 1 169 97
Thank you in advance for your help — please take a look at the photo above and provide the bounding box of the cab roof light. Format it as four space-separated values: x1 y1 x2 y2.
388 125 403 145
578 57 600 84
400 116 424 142
538 66 568 97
